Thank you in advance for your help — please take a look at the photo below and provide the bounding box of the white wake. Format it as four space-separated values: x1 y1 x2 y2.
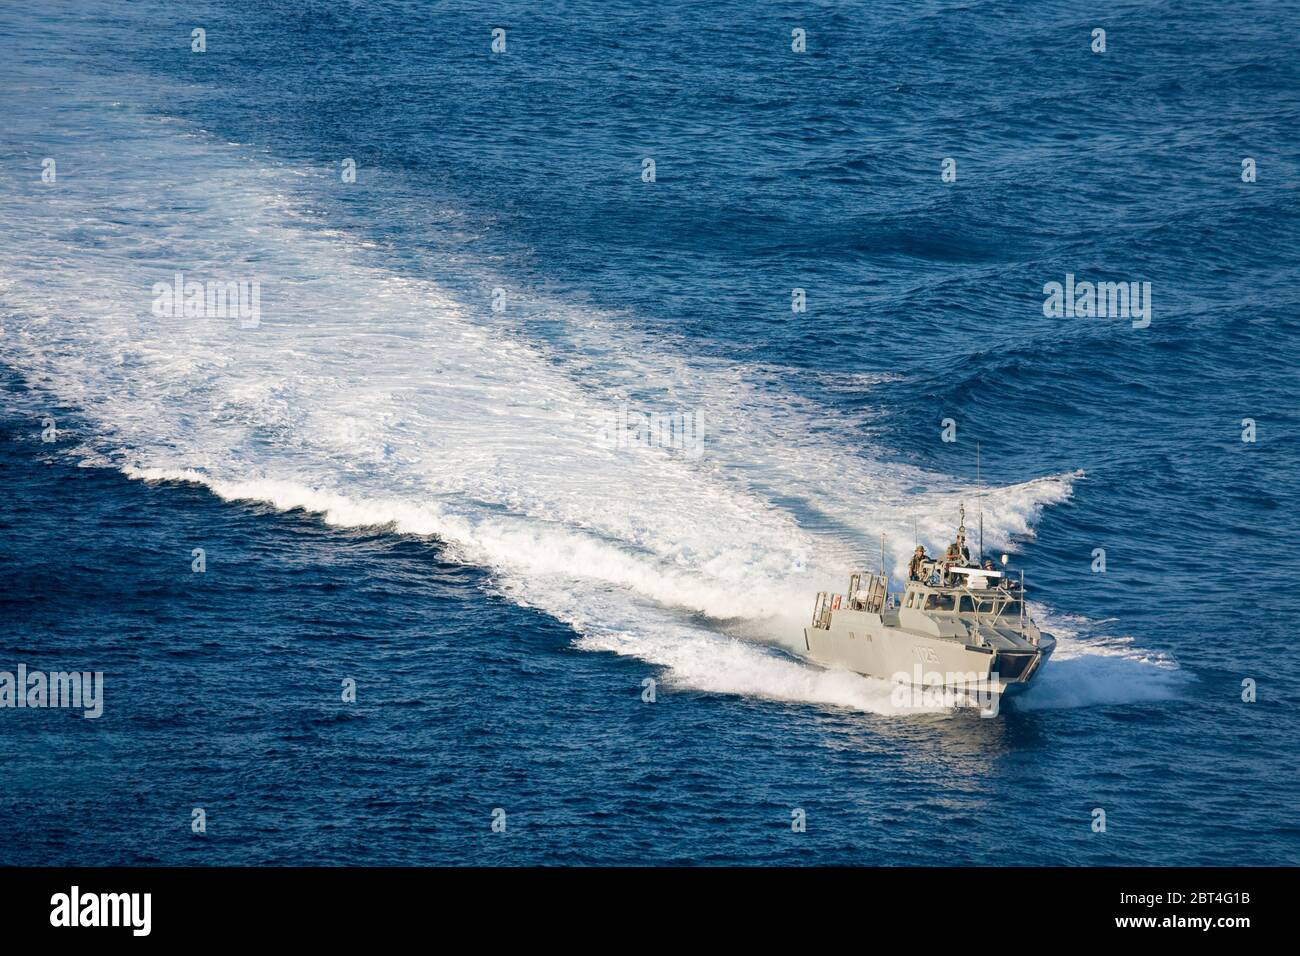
0 53 1176 716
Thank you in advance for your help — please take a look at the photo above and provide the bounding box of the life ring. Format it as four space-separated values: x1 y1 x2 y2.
831 595 841 610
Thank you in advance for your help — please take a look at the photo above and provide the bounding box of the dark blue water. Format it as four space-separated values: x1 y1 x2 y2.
2 0 1298 865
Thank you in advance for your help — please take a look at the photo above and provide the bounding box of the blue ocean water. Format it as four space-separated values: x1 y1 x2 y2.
2 0 1298 865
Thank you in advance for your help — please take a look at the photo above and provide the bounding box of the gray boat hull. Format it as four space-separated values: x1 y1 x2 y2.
803 605 1055 695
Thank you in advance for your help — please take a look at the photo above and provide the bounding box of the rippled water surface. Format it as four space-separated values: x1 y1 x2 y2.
1 0 1298 864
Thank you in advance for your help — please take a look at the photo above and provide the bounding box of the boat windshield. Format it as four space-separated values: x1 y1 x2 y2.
919 591 1022 616
957 594 1007 613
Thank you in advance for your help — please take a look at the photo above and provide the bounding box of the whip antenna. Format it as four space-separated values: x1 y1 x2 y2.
977 442 984 565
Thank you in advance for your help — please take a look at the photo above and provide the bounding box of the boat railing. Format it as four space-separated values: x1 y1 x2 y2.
811 591 837 629
935 571 1036 646
847 572 887 614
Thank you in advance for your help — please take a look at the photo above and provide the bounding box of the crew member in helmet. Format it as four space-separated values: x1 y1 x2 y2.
942 534 971 585
908 545 929 581
981 558 998 587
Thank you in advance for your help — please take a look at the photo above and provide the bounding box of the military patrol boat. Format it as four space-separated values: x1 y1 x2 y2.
803 508 1055 697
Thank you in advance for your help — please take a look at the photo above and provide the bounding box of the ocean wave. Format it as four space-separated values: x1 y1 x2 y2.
0 67 1161 716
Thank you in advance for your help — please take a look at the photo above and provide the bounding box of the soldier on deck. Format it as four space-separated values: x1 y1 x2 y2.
937 525 970 586
908 545 929 581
